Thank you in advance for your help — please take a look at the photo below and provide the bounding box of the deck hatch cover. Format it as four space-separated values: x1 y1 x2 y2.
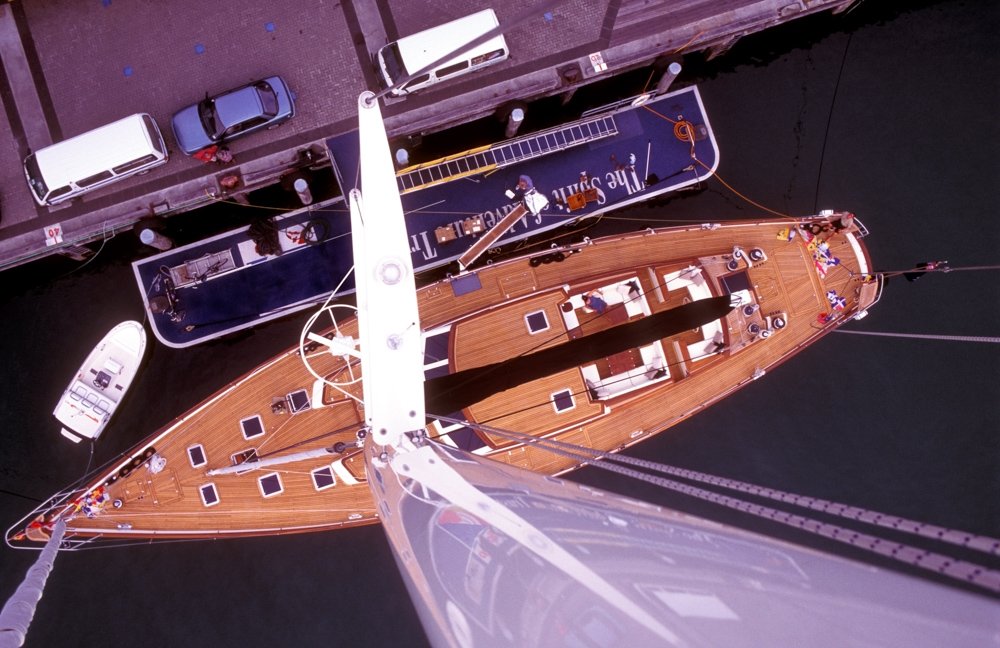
312 466 336 491
187 444 207 467
525 310 550 334
258 472 283 498
199 483 219 506
552 389 575 412
720 270 751 295
287 389 311 413
240 415 265 439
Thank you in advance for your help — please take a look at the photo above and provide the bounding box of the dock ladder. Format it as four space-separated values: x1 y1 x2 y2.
396 114 619 194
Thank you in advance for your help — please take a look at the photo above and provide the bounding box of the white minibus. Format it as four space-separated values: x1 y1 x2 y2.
376 9 508 96
24 113 168 206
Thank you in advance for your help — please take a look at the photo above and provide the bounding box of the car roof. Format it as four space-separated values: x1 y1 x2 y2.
213 85 265 128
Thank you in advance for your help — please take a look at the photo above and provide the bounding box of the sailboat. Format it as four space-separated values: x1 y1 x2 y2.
5 12 998 644
7 196 880 545
328 89 1000 646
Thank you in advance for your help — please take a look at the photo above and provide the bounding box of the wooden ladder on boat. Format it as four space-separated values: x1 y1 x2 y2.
457 203 529 271
396 115 619 195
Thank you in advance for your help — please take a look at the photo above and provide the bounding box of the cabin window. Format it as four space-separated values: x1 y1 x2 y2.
187 444 207 468
257 472 283 498
312 465 336 491
525 310 549 334
552 389 575 413
199 483 219 507
240 415 265 439
287 389 311 413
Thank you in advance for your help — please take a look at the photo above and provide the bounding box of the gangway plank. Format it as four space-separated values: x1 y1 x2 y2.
457 204 529 270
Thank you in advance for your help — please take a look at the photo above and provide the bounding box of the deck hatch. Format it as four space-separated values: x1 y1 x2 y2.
525 310 550 334
552 389 575 413
423 330 450 363
287 389 311 413
450 273 482 296
258 473 283 498
720 270 751 295
240 415 265 439
187 444 207 468
312 465 336 491
445 426 488 452
199 483 219 507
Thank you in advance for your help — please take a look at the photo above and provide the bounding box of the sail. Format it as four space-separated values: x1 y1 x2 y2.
366 442 999 647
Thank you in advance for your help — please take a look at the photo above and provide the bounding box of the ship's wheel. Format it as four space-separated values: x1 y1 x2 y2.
298 301 365 402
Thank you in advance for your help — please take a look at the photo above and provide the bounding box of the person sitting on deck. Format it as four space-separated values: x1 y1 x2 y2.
583 291 608 314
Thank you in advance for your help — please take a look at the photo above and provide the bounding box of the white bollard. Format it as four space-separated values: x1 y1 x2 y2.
294 178 313 206
655 62 683 94
139 228 172 251
505 108 525 138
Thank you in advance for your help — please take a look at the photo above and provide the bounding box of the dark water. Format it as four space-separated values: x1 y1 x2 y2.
2 1 998 645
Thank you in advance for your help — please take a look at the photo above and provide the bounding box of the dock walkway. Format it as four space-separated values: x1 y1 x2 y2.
0 0 855 272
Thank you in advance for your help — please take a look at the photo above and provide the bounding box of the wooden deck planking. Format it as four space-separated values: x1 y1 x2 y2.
451 292 568 370
37 217 880 542
469 368 603 443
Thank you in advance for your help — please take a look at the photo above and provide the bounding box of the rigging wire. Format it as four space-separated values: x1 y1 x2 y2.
835 329 1000 344
461 419 1000 559
873 264 1000 279
813 32 853 214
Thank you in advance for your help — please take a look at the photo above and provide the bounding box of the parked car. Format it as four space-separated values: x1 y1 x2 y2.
171 76 295 155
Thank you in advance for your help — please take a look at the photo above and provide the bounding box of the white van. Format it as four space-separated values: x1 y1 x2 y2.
376 9 508 96
24 113 168 206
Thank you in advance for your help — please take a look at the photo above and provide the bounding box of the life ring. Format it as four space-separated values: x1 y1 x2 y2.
630 93 652 107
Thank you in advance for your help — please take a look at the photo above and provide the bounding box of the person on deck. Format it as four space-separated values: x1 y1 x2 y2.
583 291 608 314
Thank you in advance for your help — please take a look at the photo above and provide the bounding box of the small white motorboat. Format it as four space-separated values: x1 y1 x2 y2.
54 321 147 443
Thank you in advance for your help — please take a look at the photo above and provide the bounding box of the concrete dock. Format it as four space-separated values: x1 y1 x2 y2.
0 0 855 271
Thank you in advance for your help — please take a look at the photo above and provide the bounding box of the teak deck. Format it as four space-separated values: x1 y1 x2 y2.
10 214 880 546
